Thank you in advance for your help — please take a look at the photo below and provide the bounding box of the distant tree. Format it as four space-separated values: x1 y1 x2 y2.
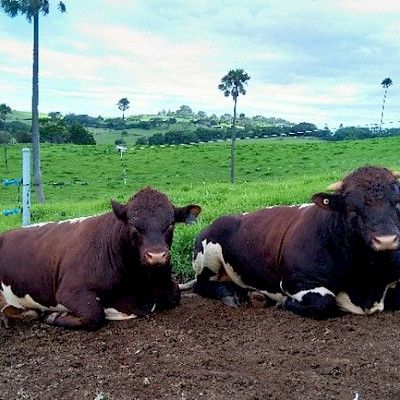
176 105 193 118
40 118 70 143
292 122 317 136
0 103 12 129
69 124 95 145
64 113 99 127
0 0 67 202
332 127 372 141
0 130 12 144
197 110 207 118
117 98 130 121
218 68 250 183
135 137 148 145
380 77 393 129
14 130 31 143
48 111 62 120
220 113 232 123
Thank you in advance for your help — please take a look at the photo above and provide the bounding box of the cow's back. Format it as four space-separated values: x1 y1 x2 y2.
0 214 114 307
194 205 310 291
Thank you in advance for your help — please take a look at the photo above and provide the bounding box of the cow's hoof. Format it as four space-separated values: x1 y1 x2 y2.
222 295 240 307
276 297 287 310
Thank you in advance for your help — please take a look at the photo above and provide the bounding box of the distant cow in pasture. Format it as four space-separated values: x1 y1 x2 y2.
189 166 400 318
0 188 201 330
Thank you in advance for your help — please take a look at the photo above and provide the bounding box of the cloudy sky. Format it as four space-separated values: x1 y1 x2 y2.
0 0 399 128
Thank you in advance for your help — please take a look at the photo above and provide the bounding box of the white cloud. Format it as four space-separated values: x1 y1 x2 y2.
335 0 400 14
0 0 399 128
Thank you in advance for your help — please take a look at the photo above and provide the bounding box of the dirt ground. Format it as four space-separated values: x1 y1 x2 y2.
1 293 400 400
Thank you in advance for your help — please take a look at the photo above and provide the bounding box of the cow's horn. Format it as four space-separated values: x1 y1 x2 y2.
327 181 343 191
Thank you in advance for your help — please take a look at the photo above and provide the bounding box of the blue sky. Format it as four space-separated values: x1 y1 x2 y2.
0 0 399 128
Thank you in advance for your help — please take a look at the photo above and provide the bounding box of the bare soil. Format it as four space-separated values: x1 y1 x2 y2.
1 294 400 400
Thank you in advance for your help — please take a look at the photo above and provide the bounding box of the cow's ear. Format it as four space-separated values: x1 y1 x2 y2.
111 200 127 222
312 193 344 212
175 204 202 224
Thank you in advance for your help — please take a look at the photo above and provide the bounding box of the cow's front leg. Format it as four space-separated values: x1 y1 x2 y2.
46 289 105 330
192 267 244 307
154 279 181 311
281 282 337 319
109 294 154 318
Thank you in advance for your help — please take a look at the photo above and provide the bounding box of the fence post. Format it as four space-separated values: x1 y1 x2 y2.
22 148 30 226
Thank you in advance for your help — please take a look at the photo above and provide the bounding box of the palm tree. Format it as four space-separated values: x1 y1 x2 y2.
380 77 393 130
117 98 130 121
218 69 250 183
0 0 66 203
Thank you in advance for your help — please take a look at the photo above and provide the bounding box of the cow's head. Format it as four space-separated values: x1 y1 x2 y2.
111 187 201 266
312 166 400 252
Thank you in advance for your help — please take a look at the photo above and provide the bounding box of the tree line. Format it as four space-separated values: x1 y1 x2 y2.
137 124 400 146
0 106 95 145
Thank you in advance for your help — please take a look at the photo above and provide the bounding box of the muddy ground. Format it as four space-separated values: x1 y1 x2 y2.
1 293 400 400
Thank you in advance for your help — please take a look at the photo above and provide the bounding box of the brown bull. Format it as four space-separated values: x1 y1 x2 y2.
0 187 201 330
191 166 400 318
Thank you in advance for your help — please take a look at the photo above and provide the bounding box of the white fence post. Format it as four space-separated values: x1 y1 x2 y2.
22 148 31 226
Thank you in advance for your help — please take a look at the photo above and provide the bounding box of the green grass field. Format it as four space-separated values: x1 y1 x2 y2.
90 121 197 145
1 136 399 279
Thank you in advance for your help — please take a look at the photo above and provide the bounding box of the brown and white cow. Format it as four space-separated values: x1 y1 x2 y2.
0 187 201 330
190 166 400 318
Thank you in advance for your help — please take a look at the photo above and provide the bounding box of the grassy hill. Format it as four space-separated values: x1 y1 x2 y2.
10 110 47 122
1 136 399 278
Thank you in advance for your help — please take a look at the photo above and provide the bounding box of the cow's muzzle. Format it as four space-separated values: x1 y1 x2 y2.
371 234 400 251
144 250 170 265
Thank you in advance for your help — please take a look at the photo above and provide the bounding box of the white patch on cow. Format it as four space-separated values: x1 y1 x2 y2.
23 215 99 228
194 240 284 303
267 203 312 209
298 203 313 209
241 212 249 215
1 282 68 312
178 279 196 290
335 292 366 315
221 262 254 290
104 308 138 321
337 281 400 315
365 280 399 315
194 240 249 288
259 290 286 304
23 221 51 228
57 215 99 225
193 239 225 275
284 285 335 303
